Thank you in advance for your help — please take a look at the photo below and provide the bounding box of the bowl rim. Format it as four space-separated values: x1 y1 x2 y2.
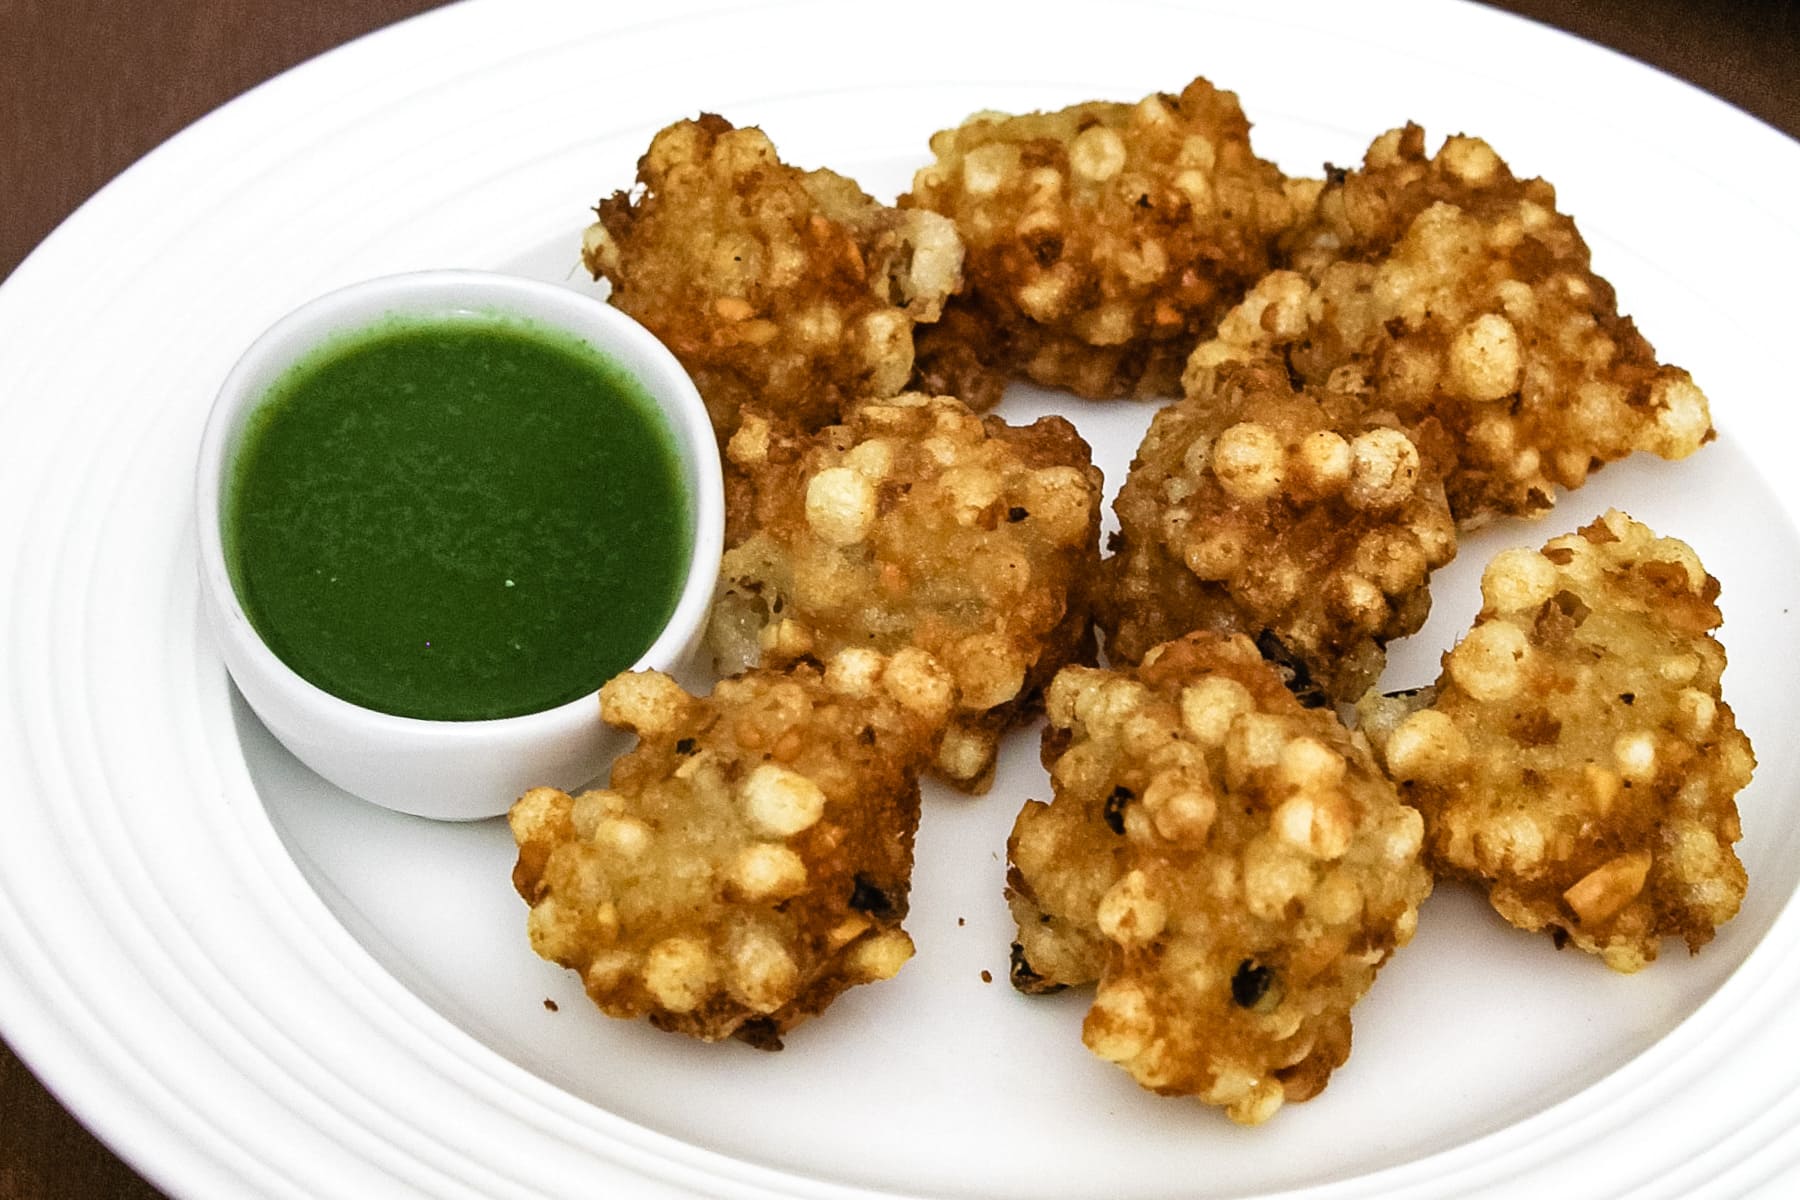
193 267 725 754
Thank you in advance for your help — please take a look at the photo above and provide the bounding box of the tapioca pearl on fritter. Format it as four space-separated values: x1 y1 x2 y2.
1346 428 1421 511
1180 676 1255 747
1446 620 1530 702
1143 771 1217 844
805 466 877 546
935 724 996 786
599 669 696 737
740 763 827 836
642 936 716 1013
1289 429 1353 499
845 929 915 982
1479 546 1559 613
729 843 809 901
725 924 801 1013
1211 422 1286 502
1379 709 1469 783
1096 869 1168 947
1447 313 1523 402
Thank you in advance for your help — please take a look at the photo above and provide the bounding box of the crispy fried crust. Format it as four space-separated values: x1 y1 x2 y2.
1008 633 1431 1123
584 114 963 442
1358 510 1753 972
1190 124 1712 526
1099 359 1457 701
711 393 1103 792
903 78 1313 401
509 649 955 1046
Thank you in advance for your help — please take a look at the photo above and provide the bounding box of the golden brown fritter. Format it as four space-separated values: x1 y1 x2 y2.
1099 358 1457 702
583 114 964 442
1008 632 1432 1123
1189 124 1712 526
509 648 955 1047
710 393 1103 792
903 78 1314 401
1358 510 1753 972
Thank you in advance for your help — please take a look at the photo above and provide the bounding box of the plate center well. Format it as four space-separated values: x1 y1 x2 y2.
241 211 1800 1198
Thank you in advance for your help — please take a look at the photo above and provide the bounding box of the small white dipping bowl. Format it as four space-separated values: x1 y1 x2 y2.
196 270 723 821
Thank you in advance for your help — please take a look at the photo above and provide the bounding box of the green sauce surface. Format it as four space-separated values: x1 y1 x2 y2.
225 314 691 721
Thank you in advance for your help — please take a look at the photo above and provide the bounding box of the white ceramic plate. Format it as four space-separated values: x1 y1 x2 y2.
5 2 1800 1196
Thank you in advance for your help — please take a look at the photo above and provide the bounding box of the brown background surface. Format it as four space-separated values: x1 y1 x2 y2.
1 1 1795 1196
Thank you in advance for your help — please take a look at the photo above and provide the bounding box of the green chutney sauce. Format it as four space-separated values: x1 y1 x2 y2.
224 314 691 721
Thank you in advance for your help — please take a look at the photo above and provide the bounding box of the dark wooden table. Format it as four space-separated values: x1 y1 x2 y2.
2 1 1794 1196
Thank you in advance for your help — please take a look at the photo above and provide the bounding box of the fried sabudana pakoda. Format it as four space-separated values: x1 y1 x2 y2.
1008 633 1431 1123
903 78 1315 404
510 648 954 1047
1190 124 1711 527
1358 510 1753 972
585 114 964 442
1100 358 1457 703
710 392 1103 792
